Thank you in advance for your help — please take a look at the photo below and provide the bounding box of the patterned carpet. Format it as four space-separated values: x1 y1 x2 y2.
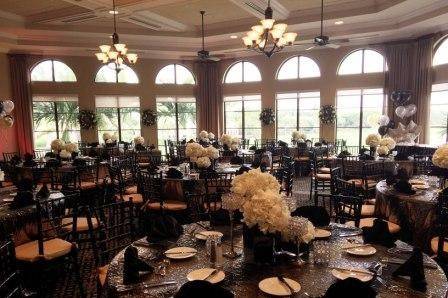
38 177 313 298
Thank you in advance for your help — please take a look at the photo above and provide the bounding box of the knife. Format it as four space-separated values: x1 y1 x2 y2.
165 250 196 255
116 280 177 292
204 269 218 281
277 276 295 296
331 267 374 276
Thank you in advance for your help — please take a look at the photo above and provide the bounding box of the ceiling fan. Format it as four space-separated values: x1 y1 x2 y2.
305 0 341 50
182 11 222 61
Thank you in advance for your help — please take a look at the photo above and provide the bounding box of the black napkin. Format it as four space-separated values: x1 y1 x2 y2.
46 158 61 168
17 178 33 192
385 175 397 186
291 206 330 227
168 157 181 166
144 214 183 243
23 153 37 167
338 150 351 158
255 148 265 155
235 165 250 176
175 280 234 298
392 247 427 292
230 156 243 165
393 179 416 195
362 218 396 248
166 168 183 179
10 191 34 209
123 246 154 285
36 184 50 199
324 277 377 298
45 152 56 158
249 145 256 151
135 144 146 151
72 158 86 168
87 142 99 147
395 152 409 161
278 140 288 147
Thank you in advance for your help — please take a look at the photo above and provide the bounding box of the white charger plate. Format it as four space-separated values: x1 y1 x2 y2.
345 245 376 256
195 231 224 241
258 277 301 296
187 268 225 284
331 268 373 282
164 247 197 260
314 228 331 239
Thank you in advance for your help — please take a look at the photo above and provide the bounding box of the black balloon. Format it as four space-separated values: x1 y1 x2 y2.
378 125 389 136
391 90 412 106
387 120 396 129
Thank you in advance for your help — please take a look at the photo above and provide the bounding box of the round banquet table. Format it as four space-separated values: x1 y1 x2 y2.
375 177 440 251
105 223 447 297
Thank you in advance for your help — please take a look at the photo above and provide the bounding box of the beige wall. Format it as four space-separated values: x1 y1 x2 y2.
2 40 448 153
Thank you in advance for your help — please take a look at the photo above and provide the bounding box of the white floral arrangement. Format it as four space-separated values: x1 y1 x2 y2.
64 142 79 153
0 170 4 182
432 144 448 169
379 137 396 150
199 130 210 142
59 149 72 159
185 142 204 162
208 132 215 140
222 169 314 242
103 132 118 143
365 134 381 147
196 156 211 169
292 131 306 142
205 145 219 159
377 146 390 156
221 134 240 151
134 136 145 145
51 139 65 151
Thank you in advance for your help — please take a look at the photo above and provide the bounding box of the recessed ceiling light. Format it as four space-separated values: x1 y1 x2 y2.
335 20 344 25
109 10 118 15
230 35 238 39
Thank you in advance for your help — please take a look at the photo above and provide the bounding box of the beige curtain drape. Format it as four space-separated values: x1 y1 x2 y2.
193 61 223 136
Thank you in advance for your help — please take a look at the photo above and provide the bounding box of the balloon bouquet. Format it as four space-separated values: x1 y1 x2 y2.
378 91 422 144
0 100 14 128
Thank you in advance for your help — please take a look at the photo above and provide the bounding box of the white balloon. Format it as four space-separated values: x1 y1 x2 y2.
378 115 390 126
405 104 417 118
395 106 406 119
2 100 14 113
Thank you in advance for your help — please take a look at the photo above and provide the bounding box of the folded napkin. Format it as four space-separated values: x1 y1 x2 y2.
362 218 396 248
392 247 427 292
10 191 34 209
249 145 257 151
291 206 330 227
165 168 183 179
230 156 243 165
17 178 33 192
324 277 376 298
72 158 87 168
393 179 416 195
123 246 154 285
168 157 181 167
175 280 234 298
235 165 250 176
338 151 351 158
135 144 146 151
385 175 397 186
46 158 61 168
278 140 288 147
23 153 37 167
36 184 50 199
254 149 266 155
144 214 183 243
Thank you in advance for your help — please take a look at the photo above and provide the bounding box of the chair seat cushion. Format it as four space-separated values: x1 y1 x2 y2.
343 205 375 217
348 179 377 189
316 173 331 180
295 156 310 161
116 193 144 204
98 264 109 286
346 217 401 234
80 181 97 190
15 238 73 262
61 217 99 232
125 185 138 195
318 167 331 174
138 162 151 168
146 200 187 211
430 237 448 254
203 201 222 211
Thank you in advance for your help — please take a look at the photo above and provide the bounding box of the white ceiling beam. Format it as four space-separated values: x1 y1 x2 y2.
228 0 289 20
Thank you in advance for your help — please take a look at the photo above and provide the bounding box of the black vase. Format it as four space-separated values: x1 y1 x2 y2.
243 224 276 264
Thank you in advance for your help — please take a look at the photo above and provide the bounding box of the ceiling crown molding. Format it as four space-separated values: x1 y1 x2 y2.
229 0 289 20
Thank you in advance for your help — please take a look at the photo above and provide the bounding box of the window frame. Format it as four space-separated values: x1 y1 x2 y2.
433 36 448 67
276 91 321 141
94 64 140 84
223 94 262 141
223 61 262 84
337 49 387 75
429 83 448 144
336 88 385 149
155 64 196 85
276 56 321 80
30 59 77 83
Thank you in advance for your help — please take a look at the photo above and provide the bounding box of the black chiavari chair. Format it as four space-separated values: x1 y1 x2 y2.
202 172 233 224
3 152 18 163
0 235 25 297
32 150 46 159
108 165 143 205
413 155 434 176
431 191 448 261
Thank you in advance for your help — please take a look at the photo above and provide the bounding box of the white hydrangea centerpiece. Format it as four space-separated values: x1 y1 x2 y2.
51 139 65 152
59 149 72 160
433 144 448 169
220 134 240 151
64 142 79 153
292 131 306 142
365 134 381 147
185 142 218 168
134 136 145 145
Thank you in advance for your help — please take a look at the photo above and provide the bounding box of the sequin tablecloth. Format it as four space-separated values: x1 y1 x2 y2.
375 178 439 251
105 223 447 298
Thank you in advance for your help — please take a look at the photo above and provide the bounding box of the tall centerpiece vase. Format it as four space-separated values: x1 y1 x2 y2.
370 146 377 158
243 224 277 264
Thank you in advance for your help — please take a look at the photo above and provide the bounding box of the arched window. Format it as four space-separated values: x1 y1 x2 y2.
338 49 386 75
224 61 261 83
31 60 76 82
155 64 195 85
95 64 139 84
434 37 448 66
277 56 320 80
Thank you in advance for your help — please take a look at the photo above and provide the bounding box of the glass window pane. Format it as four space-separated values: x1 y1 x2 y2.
434 38 448 66
363 50 384 73
175 65 195 85
277 57 298 80
31 60 53 82
243 62 261 82
299 56 320 78
117 65 139 84
53 61 76 82
225 62 243 83
156 64 175 84
97 107 119 132
338 50 363 75
95 65 117 83
430 85 448 145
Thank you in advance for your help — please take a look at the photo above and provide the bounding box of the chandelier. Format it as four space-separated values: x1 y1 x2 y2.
95 0 137 70
242 0 297 58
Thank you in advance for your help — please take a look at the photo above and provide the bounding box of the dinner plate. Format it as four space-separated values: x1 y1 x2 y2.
314 228 331 239
195 231 224 241
187 268 225 284
413 184 430 190
345 245 376 256
258 277 301 296
164 247 197 260
331 268 373 282
409 179 425 185
2 198 14 202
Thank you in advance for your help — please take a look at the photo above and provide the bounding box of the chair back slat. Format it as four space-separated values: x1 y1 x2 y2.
0 236 22 297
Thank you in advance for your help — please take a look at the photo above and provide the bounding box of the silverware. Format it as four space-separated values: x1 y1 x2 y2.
164 250 196 255
331 267 374 276
344 244 373 250
204 269 218 281
116 280 177 292
339 231 363 237
381 257 438 269
277 276 296 296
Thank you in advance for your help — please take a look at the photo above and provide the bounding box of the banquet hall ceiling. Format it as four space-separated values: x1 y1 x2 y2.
0 0 447 59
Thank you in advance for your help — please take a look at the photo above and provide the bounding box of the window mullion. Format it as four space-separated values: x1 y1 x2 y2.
51 60 55 82
175 100 179 142
297 93 300 131
241 99 245 140
54 102 59 139
117 107 122 142
359 91 364 149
